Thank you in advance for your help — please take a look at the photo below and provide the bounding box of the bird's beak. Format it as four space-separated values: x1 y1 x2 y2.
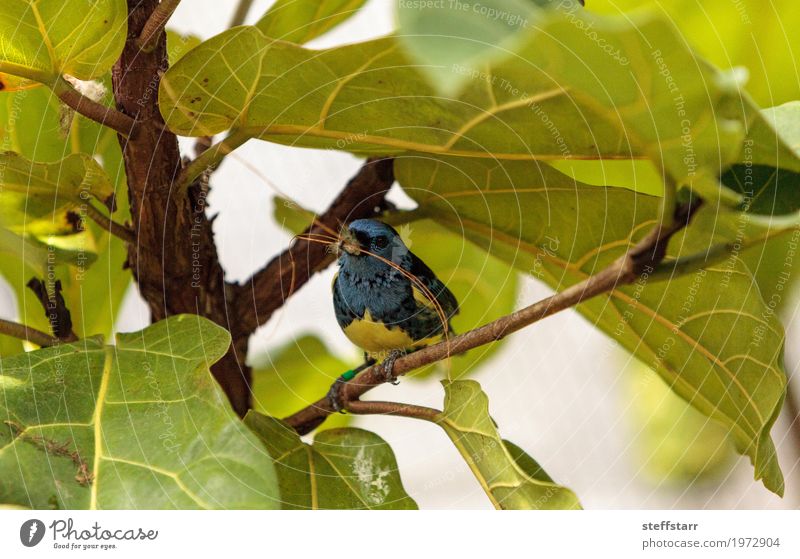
338 229 362 256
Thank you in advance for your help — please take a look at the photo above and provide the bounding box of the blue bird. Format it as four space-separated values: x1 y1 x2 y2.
328 219 459 409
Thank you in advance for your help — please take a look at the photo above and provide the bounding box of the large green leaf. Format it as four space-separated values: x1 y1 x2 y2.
250 334 353 429
245 412 417 509
0 315 280 509
437 380 581 509
396 154 788 495
0 0 127 87
255 0 368 44
590 0 800 108
161 10 798 204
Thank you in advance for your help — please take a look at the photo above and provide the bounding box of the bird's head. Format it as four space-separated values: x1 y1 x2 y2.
339 219 407 264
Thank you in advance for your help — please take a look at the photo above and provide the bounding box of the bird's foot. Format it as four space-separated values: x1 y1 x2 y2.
381 349 404 385
327 375 349 413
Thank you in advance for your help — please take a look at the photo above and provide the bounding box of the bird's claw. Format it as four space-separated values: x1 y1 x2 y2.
381 350 403 385
327 376 348 413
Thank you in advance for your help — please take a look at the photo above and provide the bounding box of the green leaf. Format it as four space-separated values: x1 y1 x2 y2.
437 380 581 509
0 84 131 342
161 11 799 205
0 151 115 235
396 154 788 495
624 361 734 484
0 227 94 274
250 334 353 429
0 0 127 86
245 412 417 509
396 0 571 95
0 315 280 509
256 0 368 44
590 0 800 108
166 31 202 66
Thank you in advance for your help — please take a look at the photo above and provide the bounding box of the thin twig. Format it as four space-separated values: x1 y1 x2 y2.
0 318 60 347
284 197 704 435
346 400 441 421
136 0 181 52
229 0 256 27
53 77 136 137
84 203 135 244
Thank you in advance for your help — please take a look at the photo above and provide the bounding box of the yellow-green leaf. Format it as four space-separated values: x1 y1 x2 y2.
437 380 581 509
0 315 280 509
255 0 368 44
0 0 127 86
250 334 353 429
0 151 114 235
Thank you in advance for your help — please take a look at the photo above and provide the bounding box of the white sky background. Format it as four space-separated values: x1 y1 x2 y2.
24 0 800 508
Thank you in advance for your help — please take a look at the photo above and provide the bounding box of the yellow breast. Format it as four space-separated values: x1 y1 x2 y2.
343 309 440 357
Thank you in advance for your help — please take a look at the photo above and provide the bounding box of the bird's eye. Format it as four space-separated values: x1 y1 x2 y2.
373 235 389 249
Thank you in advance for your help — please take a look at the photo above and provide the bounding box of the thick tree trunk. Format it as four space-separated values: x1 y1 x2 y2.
112 0 251 415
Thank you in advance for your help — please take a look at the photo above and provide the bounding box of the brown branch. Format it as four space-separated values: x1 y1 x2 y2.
284 196 703 435
136 0 181 52
26 278 78 342
0 318 60 347
346 400 441 421
232 157 396 338
84 203 135 244
229 0 256 27
53 77 136 137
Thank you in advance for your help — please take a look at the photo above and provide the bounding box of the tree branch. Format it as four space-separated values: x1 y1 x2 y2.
232 157 396 338
136 0 181 52
346 400 441 421
26 278 78 342
53 77 136 137
84 203 135 244
229 0 256 27
113 0 250 413
284 196 703 435
0 318 60 347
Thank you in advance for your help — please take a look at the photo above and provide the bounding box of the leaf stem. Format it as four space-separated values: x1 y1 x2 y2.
178 131 249 190
84 203 135 244
136 0 181 52
53 77 136 137
0 318 60 347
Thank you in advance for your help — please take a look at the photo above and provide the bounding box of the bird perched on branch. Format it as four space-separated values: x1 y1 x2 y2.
329 219 459 409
